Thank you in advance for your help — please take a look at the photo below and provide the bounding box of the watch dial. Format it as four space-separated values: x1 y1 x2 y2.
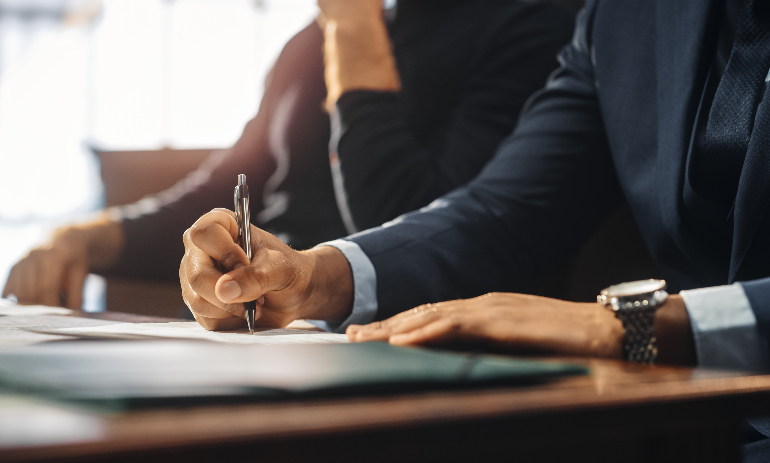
607 279 666 297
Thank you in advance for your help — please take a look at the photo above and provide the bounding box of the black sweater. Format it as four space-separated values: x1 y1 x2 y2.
108 0 574 281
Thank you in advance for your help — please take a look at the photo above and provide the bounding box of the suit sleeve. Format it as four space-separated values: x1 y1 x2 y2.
736 278 770 364
681 284 769 370
104 111 275 281
345 1 623 320
332 4 576 232
101 22 327 281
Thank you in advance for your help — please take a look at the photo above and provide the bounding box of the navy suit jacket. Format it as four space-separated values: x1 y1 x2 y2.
346 0 770 349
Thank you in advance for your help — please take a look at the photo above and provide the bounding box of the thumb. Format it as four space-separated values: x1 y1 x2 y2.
214 247 296 303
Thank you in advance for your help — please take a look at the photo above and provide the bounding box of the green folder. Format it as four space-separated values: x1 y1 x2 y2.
0 340 587 408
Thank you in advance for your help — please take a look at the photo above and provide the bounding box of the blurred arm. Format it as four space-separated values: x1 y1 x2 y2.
2 213 123 309
318 0 400 109
328 2 575 231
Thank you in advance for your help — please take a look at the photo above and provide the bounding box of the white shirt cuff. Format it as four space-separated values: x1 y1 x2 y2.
306 240 378 333
681 283 769 371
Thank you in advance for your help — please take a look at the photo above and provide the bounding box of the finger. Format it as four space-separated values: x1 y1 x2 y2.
64 262 88 310
388 318 464 346
349 306 444 342
346 322 382 341
186 209 249 271
214 247 296 303
346 324 363 338
184 246 241 313
180 255 245 319
40 256 68 308
14 260 38 305
188 289 247 319
346 309 418 338
377 303 447 326
354 313 440 342
2 267 21 299
192 312 247 331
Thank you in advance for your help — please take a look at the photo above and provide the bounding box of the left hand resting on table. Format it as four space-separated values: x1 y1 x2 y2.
347 293 624 358
346 293 694 364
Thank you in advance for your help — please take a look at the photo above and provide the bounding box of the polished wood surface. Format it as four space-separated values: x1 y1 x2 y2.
1 310 769 463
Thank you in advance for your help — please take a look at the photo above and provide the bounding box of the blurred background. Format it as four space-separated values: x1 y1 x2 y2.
0 0 317 312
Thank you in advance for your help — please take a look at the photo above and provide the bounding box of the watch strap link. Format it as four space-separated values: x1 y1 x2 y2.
599 280 668 365
617 305 658 363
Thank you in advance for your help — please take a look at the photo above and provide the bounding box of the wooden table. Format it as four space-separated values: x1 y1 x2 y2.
1 310 769 463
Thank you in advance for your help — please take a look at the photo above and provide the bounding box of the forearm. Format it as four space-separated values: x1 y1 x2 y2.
320 4 400 108
330 3 574 230
332 92 445 230
53 214 124 273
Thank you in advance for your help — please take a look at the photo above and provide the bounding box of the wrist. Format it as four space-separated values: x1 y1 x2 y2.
653 294 697 365
297 246 354 322
53 217 124 272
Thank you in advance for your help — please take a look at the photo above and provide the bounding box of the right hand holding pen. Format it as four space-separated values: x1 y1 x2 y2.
181 209 353 331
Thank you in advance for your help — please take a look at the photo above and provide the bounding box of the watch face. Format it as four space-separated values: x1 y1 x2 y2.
605 279 666 297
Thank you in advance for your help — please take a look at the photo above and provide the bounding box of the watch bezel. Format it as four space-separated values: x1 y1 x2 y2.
597 279 668 311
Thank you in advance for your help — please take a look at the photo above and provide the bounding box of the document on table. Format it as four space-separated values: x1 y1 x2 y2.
1 315 120 349
0 341 588 404
0 305 73 317
44 321 349 345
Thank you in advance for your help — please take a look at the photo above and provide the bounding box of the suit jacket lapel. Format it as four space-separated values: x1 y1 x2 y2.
730 91 770 282
655 0 718 268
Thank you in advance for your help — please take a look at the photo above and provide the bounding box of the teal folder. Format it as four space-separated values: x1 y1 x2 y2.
0 340 587 407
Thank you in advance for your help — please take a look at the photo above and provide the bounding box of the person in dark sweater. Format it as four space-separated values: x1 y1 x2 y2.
3 0 574 310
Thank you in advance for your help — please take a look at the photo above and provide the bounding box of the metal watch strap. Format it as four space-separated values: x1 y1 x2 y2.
615 304 658 363
599 280 668 365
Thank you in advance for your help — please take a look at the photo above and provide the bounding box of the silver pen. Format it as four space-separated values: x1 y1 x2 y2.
234 174 257 334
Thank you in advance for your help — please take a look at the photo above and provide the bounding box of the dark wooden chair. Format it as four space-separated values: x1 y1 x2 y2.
94 147 214 318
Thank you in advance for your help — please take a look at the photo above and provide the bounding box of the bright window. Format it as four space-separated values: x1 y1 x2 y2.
0 0 318 309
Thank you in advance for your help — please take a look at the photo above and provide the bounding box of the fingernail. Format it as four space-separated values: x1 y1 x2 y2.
218 279 242 302
347 325 361 334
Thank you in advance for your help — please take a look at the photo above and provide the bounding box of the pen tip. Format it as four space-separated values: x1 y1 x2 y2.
246 306 255 335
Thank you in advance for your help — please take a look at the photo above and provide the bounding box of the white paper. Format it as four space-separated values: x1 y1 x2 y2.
1 315 119 350
0 305 73 317
49 321 349 345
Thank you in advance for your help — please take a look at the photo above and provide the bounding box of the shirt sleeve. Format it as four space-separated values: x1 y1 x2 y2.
306 240 378 333
680 283 770 371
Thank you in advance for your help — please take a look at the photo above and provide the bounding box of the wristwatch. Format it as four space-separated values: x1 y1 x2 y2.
598 279 668 364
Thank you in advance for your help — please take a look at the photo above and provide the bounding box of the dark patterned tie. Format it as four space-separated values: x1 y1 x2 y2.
709 0 770 440
702 0 770 200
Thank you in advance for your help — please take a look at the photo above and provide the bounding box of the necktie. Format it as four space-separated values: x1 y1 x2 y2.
702 0 770 201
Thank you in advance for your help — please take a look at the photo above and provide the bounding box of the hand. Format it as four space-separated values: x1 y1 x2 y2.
2 218 123 309
180 209 354 331
348 293 696 364
347 293 626 358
